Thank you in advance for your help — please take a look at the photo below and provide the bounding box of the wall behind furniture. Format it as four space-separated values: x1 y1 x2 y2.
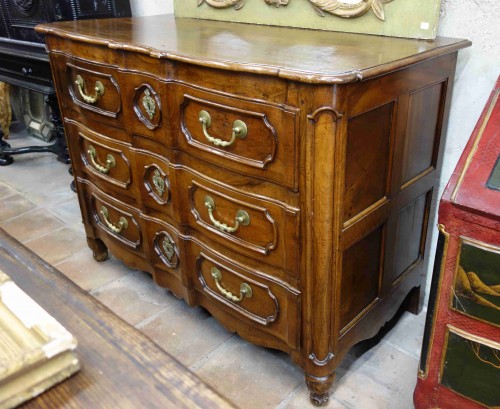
129 0 500 299
129 0 172 16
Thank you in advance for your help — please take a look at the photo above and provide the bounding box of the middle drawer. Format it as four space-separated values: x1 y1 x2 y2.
179 166 300 273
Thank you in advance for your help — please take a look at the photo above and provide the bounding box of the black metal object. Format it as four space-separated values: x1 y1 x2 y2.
0 0 131 165
418 229 446 375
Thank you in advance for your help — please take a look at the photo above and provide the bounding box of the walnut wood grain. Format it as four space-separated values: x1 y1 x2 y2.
36 15 471 405
0 228 236 409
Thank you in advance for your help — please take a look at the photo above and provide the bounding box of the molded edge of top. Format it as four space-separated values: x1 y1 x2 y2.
35 21 471 85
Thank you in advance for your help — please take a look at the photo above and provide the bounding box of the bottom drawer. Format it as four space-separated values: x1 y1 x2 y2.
77 178 145 258
187 241 300 349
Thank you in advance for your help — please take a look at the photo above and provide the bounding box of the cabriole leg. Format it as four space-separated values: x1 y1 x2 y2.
87 237 108 262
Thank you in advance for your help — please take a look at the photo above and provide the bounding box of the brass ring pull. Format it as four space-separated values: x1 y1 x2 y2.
210 267 252 303
75 74 104 104
198 110 247 147
100 206 128 234
204 196 250 234
88 145 116 174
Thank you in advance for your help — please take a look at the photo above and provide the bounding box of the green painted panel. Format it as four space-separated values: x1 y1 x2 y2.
441 330 500 407
453 241 500 326
487 155 500 191
174 0 442 39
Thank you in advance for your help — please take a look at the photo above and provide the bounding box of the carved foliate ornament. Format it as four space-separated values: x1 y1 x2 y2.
198 0 394 21
265 0 289 7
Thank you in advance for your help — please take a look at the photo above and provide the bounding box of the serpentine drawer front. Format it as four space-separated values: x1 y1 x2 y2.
174 84 299 189
38 15 470 405
52 54 123 128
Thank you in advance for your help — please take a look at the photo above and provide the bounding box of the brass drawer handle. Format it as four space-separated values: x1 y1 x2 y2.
88 145 116 174
100 206 128 234
211 267 252 303
204 196 250 234
75 74 104 104
198 110 247 147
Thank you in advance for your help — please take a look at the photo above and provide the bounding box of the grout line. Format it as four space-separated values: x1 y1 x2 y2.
0 206 40 224
382 339 421 361
135 303 178 329
0 191 18 201
188 334 236 372
274 383 302 409
89 270 138 296
23 225 69 245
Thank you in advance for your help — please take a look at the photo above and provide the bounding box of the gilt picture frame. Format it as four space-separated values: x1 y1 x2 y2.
174 0 442 39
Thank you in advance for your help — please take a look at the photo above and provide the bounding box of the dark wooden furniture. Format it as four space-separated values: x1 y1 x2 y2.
37 15 470 405
0 0 131 165
414 78 500 408
0 227 236 409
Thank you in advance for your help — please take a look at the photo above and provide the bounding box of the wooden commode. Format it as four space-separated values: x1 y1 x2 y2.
36 15 470 405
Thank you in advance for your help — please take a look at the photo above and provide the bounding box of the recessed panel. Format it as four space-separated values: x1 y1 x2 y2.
340 226 383 329
344 103 393 222
441 328 500 408
452 238 500 326
392 192 429 283
402 83 444 184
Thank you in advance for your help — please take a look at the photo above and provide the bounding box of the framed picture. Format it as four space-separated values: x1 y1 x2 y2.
174 0 442 39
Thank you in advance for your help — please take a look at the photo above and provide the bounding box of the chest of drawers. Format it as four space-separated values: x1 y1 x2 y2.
37 15 470 405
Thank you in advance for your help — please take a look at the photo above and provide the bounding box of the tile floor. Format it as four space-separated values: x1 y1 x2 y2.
0 129 426 409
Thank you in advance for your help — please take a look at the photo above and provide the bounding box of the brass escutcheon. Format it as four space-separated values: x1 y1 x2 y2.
152 169 165 197
142 88 156 120
161 236 175 261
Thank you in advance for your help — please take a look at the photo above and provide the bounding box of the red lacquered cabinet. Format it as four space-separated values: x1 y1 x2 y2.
414 77 500 408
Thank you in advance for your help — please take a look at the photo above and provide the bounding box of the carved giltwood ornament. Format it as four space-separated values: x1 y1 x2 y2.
197 0 247 10
198 0 394 21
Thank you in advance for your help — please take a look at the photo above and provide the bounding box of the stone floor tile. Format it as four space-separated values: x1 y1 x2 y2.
0 208 65 243
0 194 37 222
382 310 426 360
0 138 72 208
55 251 132 292
0 182 16 199
47 196 82 225
335 341 418 409
91 271 173 326
193 337 304 409
139 303 234 367
24 226 88 265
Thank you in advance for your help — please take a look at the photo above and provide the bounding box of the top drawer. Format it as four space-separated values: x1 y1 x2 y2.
171 84 299 190
50 53 123 128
